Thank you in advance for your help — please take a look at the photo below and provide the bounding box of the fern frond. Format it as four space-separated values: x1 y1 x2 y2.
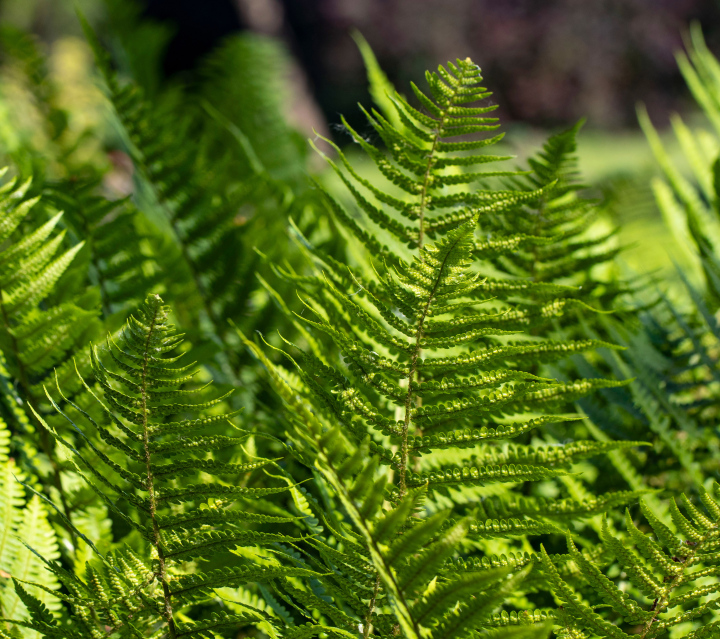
247 52 630 638
43 178 161 317
544 487 720 638
24 294 296 636
0 413 61 634
79 13 309 386
0 170 108 549
479 119 626 319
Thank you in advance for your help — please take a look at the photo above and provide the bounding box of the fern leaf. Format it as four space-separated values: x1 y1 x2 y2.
35 295 297 634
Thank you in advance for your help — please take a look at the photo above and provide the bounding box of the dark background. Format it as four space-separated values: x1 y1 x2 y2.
140 0 720 131
4 0 720 132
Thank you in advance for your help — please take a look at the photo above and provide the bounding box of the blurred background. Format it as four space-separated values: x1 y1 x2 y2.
3 0 720 128
2 0 720 279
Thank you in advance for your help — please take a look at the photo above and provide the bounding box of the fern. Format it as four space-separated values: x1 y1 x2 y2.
542 487 720 638
198 33 309 185
0 415 61 636
77 14 311 388
0 23 161 321
0 26 70 168
538 29 720 633
5 294 302 637
0 31 177 573
488 120 624 314
46 179 161 319
0 173 92 392
0 169 107 533
570 24 720 503
3 10 719 639
244 57 642 637
638 23 720 304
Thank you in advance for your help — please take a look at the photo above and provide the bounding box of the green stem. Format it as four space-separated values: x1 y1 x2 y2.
321 449 422 639
139 299 176 638
640 526 717 638
363 573 381 638
397 108 450 498
415 114 444 253
397 240 459 498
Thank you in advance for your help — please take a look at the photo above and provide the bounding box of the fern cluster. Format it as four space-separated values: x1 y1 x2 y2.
10 294 304 636
1 8 720 639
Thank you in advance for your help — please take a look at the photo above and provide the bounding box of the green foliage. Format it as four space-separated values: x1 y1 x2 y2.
43 179 161 319
77 13 309 385
546 22 720 639
0 172 95 396
0 417 62 636
0 169 109 544
492 120 624 313
243 56 642 638
542 487 720 638
638 23 720 303
573 23 720 507
13 294 303 636
1 9 719 639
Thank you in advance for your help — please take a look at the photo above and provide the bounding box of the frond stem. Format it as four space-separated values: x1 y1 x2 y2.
70 191 112 317
320 448 423 639
640 521 718 637
363 573 381 638
139 301 177 638
398 240 459 497
396 107 452 497
416 119 444 252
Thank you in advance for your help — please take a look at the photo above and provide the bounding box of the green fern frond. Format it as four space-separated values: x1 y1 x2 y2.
477 490 655 522
42 179 161 318
0 414 61 636
575 283 716 497
22 294 297 636
543 487 720 638
0 170 108 543
1 18 691 638
637 23 720 302
484 119 625 314
0 496 61 625
78 13 309 386
246 54 628 638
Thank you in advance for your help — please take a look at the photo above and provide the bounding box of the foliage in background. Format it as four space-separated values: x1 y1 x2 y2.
538 21 720 638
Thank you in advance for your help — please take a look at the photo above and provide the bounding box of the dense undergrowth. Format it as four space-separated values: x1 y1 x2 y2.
0 7 719 639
